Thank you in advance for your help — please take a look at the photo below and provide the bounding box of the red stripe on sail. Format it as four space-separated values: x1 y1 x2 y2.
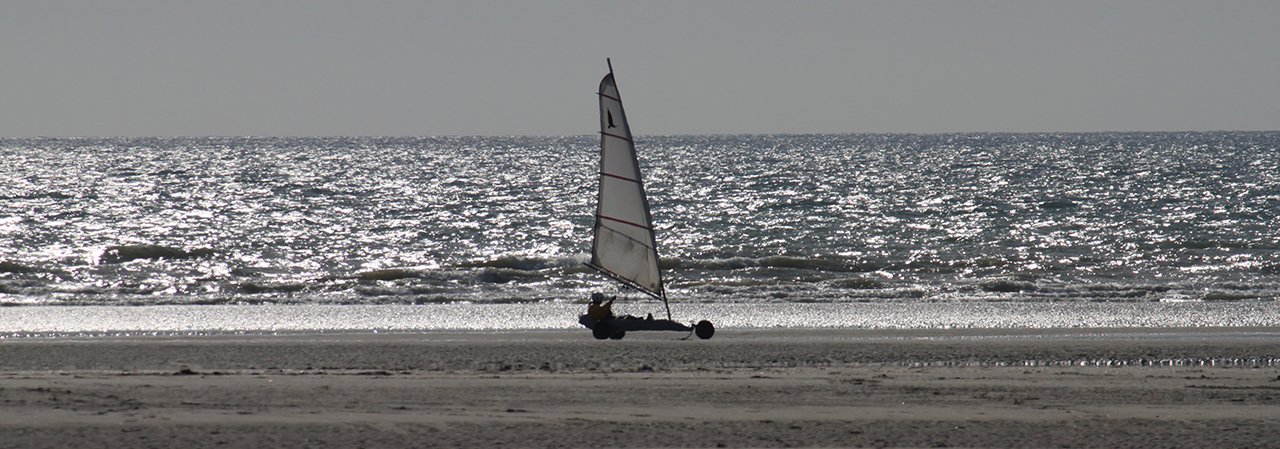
601 172 639 183
600 131 630 142
599 214 652 231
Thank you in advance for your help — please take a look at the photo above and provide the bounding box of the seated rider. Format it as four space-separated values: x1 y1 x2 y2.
587 293 615 320
588 293 647 320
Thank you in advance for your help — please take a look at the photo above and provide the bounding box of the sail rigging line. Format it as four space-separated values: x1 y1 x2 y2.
584 261 664 302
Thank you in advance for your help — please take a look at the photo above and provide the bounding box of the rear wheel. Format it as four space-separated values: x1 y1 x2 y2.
592 321 612 340
694 320 715 340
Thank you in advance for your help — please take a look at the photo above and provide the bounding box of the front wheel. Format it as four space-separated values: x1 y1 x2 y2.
694 320 715 340
609 330 626 340
592 321 612 340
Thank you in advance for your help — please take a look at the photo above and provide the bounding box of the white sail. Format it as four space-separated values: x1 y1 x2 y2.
588 65 666 305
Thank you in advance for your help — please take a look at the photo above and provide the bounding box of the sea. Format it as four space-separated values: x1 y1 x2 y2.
2 132 1279 336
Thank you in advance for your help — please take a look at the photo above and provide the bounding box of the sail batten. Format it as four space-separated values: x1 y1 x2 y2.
589 64 669 318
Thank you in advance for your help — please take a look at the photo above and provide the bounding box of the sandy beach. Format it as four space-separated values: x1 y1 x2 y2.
3 328 1280 448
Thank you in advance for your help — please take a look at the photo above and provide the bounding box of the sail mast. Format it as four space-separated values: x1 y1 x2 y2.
588 59 672 320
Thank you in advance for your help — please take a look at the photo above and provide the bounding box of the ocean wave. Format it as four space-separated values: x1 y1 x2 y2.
0 261 36 273
100 245 219 264
451 254 587 271
346 266 552 285
828 277 885 289
980 280 1039 293
2 192 78 201
3 247 1278 306
1170 240 1253 250
672 254 1057 275
1038 199 1079 209
675 255 873 272
236 282 312 294
354 269 414 281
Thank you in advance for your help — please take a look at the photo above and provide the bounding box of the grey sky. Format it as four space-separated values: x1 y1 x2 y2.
3 1 1277 137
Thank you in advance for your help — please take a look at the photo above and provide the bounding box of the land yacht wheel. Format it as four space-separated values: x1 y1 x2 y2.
694 320 715 340
592 321 612 340
609 330 626 340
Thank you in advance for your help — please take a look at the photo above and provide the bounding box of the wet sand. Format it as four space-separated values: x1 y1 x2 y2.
3 328 1280 448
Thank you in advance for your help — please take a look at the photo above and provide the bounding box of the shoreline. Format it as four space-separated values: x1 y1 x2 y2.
4 328 1280 448
7 302 1280 335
